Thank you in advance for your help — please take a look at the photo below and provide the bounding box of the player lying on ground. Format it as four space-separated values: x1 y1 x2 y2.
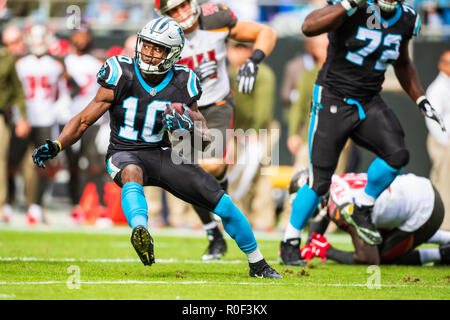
31 17 281 279
281 169 450 265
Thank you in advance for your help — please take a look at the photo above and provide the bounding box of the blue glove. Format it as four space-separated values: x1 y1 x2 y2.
162 104 194 133
32 139 61 168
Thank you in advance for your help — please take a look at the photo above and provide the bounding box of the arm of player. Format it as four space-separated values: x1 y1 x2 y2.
394 40 446 132
189 101 212 151
58 86 113 148
32 86 113 168
229 21 277 94
347 225 380 265
229 21 277 58
57 60 81 99
302 4 349 37
393 40 424 102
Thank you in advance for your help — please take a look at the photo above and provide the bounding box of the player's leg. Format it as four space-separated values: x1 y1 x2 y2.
280 85 351 265
81 125 107 205
158 148 281 278
0 114 11 222
28 126 53 224
350 96 409 245
380 187 445 265
106 151 154 266
59 124 81 205
193 99 234 260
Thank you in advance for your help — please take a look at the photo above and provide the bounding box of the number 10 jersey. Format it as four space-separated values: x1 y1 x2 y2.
96 55 202 158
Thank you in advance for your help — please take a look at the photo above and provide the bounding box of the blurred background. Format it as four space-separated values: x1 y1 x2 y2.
0 0 449 231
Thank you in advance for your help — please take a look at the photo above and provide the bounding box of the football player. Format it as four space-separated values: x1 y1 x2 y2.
32 18 281 279
59 28 106 210
154 0 277 260
283 0 446 256
284 169 450 265
14 24 78 224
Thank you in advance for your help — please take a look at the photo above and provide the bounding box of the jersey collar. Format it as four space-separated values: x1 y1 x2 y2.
368 2 403 28
134 62 174 96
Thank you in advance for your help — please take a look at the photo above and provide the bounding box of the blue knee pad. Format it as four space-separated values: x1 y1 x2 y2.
365 157 402 199
213 194 257 253
121 182 148 229
290 184 321 231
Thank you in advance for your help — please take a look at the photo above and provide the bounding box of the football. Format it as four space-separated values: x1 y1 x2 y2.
165 102 196 121
165 102 185 115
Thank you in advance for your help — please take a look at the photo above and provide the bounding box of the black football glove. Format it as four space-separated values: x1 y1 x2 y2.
194 60 217 83
237 58 259 94
32 139 61 168
417 97 446 133
237 49 265 95
162 104 194 133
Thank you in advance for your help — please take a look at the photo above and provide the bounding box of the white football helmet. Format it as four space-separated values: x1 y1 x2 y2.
135 17 185 75
154 0 200 31
26 24 52 56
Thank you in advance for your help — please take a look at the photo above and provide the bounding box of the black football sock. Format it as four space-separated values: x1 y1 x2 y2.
326 247 355 264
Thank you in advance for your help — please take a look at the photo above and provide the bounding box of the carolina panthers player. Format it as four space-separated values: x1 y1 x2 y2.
154 0 277 261
32 18 281 279
281 0 447 261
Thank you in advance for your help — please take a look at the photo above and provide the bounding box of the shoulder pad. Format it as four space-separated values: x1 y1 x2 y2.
199 2 237 31
173 64 202 99
401 4 421 37
97 55 134 88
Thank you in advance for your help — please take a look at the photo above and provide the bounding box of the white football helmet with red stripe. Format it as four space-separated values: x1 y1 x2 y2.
154 0 200 30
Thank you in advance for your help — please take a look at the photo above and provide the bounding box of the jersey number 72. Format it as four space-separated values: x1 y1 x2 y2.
345 27 402 71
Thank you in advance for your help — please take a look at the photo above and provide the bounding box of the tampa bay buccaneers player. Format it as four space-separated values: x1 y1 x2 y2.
154 0 277 260
285 169 450 266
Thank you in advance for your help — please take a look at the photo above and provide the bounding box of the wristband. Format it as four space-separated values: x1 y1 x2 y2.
250 49 265 64
54 140 62 152
416 95 427 105
341 0 358 15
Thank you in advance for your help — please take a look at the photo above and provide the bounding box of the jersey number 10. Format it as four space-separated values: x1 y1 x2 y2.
119 98 167 143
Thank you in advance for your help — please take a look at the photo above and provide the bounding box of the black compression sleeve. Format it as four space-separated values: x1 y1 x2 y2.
326 247 355 264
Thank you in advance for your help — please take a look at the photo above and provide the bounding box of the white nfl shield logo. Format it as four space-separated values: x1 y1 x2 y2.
150 88 157 96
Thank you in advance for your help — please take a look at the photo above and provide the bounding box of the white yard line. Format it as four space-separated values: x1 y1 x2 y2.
0 256 266 264
0 280 446 289
0 225 352 243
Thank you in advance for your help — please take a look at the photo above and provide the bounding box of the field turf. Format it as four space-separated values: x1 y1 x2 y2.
0 226 449 300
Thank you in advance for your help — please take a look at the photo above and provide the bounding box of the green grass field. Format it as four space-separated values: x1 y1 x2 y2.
0 226 449 300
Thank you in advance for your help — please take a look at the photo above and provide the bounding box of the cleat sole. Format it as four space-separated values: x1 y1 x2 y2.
131 226 155 266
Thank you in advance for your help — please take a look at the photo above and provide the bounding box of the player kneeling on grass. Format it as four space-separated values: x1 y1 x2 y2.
281 169 450 266
31 17 281 279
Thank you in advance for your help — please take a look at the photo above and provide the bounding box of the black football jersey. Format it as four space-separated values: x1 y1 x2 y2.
96 55 202 157
316 2 421 100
